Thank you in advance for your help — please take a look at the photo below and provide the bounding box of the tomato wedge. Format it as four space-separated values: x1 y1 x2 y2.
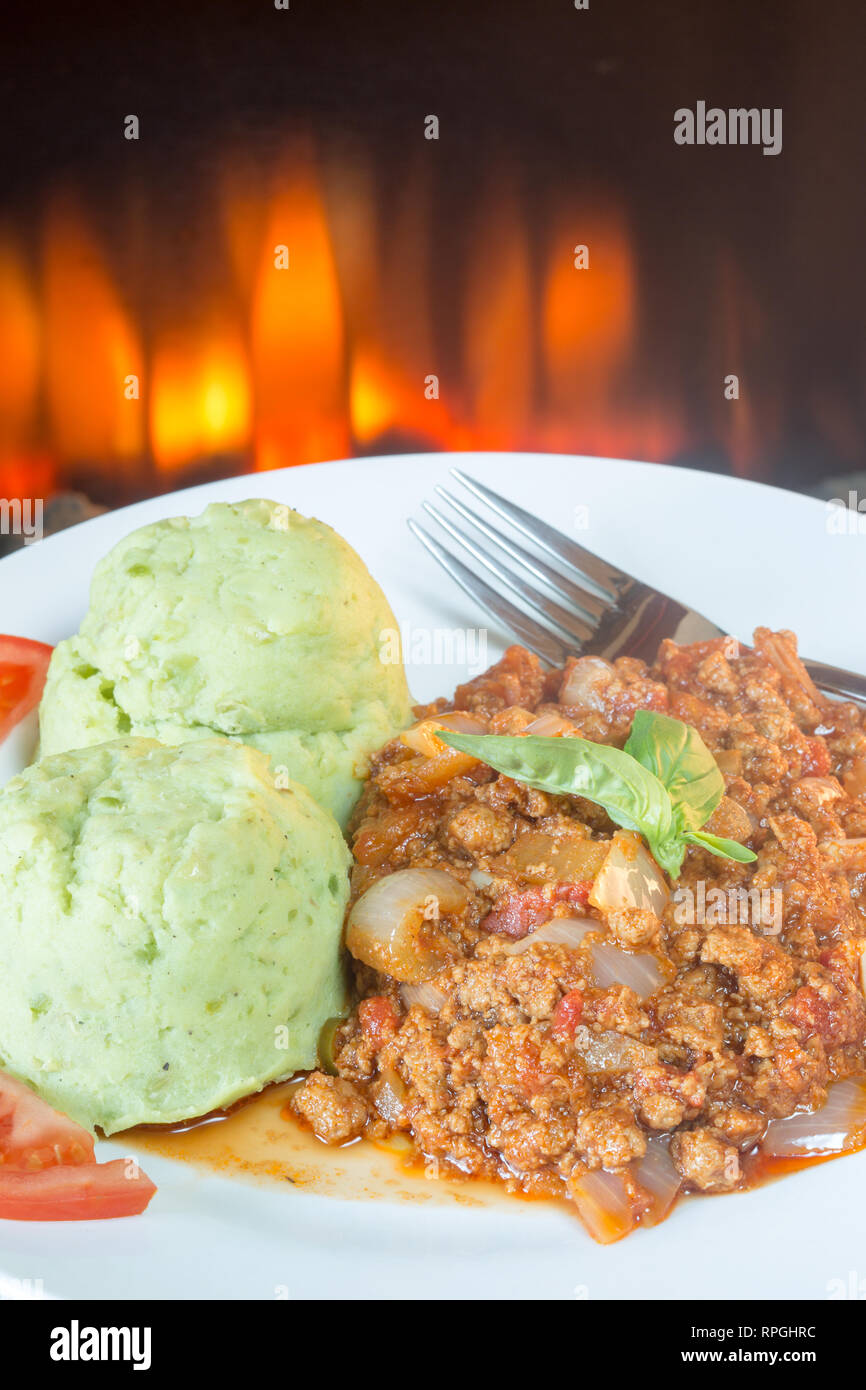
0 635 53 742
0 1071 94 1170
0 1072 156 1220
0 1161 157 1221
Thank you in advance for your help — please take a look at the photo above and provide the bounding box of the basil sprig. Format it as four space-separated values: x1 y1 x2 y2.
437 710 756 879
623 710 723 832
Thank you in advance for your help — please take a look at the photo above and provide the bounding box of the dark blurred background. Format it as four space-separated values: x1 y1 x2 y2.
1 0 865 515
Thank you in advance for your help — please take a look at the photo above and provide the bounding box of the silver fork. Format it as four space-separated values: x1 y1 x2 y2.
408 468 866 704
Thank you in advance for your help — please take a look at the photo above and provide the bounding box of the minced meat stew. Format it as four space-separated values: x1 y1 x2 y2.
292 630 866 1241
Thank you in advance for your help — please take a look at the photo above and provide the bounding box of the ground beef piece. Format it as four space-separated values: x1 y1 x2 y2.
357 996 400 1050
334 1015 385 1082
819 941 864 990
702 795 756 845
673 963 731 1000
655 992 726 1055
671 1128 742 1191
379 1013 452 1115
605 907 661 948
764 812 823 874
667 691 732 745
501 949 584 1021
454 645 545 715
727 720 791 784
787 775 846 828
740 1035 827 1117
695 650 740 697
700 925 795 1005
582 985 648 1036
292 1073 369 1144
476 775 557 820
633 1064 706 1130
557 655 668 740
477 1024 587 1123
408 1108 490 1178
446 802 515 856
781 974 866 1048
487 1112 577 1174
575 1101 647 1169
706 1103 766 1150
445 1018 485 1086
452 958 525 1026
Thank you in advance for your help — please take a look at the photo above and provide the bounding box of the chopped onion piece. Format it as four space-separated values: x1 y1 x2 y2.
508 830 608 885
798 777 844 805
400 980 448 1014
400 711 486 757
761 1078 866 1157
572 1025 654 1073
469 868 495 890
758 630 825 708
589 830 669 918
560 656 617 712
378 1132 413 1155
438 711 488 733
569 1168 637 1244
590 940 668 1000
523 711 577 737
346 868 469 984
502 916 598 956
714 748 743 777
374 1069 406 1124
633 1137 681 1224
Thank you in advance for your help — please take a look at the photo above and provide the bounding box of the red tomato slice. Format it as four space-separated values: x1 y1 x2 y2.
0 635 53 742
0 1071 94 1170
551 989 584 1040
482 882 593 938
0 1160 157 1221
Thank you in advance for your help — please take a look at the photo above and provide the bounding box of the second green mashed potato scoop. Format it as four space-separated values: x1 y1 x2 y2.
0 738 351 1132
38 498 411 829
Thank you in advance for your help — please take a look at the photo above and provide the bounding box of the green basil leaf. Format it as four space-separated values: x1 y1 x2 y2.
624 710 724 831
437 731 676 857
683 830 758 863
649 834 687 880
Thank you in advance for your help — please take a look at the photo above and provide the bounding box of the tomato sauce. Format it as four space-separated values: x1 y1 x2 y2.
125 1079 866 1236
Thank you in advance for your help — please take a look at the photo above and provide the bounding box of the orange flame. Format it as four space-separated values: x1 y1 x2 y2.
251 150 349 471
464 183 533 448
0 153 704 504
42 197 144 463
150 323 251 473
0 238 40 452
541 202 641 457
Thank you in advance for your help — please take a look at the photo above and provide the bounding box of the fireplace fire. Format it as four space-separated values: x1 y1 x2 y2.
1 150 681 507
2 0 865 512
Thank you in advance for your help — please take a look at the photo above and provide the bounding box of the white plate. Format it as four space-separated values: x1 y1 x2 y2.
0 451 864 1301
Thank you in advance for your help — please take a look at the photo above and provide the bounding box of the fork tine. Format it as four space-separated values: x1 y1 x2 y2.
422 500 594 645
433 484 608 624
451 467 628 602
407 520 571 666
